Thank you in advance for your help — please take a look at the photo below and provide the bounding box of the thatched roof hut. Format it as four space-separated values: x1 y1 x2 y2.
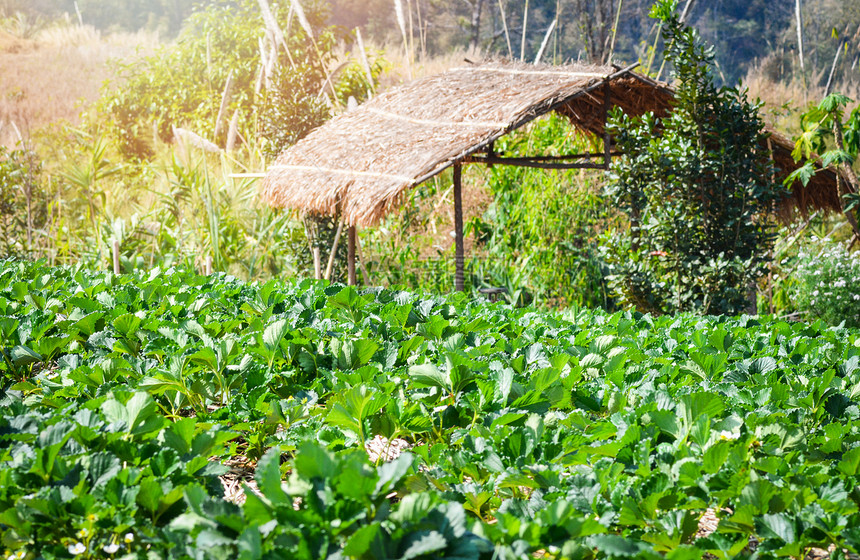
261 60 844 228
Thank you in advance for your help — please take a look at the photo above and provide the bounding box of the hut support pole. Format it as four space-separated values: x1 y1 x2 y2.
453 163 465 292
348 226 357 286
603 81 611 171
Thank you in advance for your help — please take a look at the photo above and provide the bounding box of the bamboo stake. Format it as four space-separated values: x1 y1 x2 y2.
416 0 427 62
534 19 557 64
324 218 345 281
214 70 235 141
796 0 806 89
112 240 120 275
394 0 412 78
497 0 513 59
407 0 415 70
520 0 529 62
824 42 845 97
606 0 623 65
355 28 374 95
355 233 370 285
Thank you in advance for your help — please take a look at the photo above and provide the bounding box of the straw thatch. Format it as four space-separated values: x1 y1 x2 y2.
261 60 845 226
262 61 627 226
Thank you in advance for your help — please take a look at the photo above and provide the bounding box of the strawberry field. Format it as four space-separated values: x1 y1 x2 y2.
2 260 860 559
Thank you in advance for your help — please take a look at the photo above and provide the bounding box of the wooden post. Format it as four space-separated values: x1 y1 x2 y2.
355 234 371 286
453 163 465 292
603 81 611 171
112 240 120 275
206 255 213 275
347 226 357 286
324 219 344 281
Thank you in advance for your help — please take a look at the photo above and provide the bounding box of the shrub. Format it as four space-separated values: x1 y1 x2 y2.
93 0 374 160
603 0 786 316
792 240 860 327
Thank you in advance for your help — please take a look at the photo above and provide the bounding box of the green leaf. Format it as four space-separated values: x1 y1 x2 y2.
400 531 448 560
374 452 413 496
237 525 263 560
10 345 41 367
293 442 337 480
262 318 289 353
590 535 657 558
838 447 860 476
344 523 386 558
254 448 288 505
113 313 142 338
756 513 795 543
409 363 449 391
326 385 386 441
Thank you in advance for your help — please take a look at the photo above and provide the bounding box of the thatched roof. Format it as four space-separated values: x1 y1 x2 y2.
261 61 844 226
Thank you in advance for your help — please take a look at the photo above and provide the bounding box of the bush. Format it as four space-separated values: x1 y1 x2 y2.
603 0 786 316
93 0 374 160
792 241 860 327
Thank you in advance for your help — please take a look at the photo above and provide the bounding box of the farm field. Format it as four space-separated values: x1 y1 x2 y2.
2 260 860 558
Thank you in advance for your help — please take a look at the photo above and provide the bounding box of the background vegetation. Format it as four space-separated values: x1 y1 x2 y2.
0 0 859 325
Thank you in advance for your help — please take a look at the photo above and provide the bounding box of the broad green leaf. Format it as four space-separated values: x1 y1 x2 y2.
10 345 41 367
409 363 449 391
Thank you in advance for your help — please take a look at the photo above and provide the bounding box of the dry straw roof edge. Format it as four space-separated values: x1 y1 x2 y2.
261 61 844 227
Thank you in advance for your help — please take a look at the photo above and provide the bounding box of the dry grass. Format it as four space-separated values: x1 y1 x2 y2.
0 22 157 147
744 67 860 136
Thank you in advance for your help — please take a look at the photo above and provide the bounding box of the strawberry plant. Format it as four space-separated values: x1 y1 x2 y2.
2 259 860 558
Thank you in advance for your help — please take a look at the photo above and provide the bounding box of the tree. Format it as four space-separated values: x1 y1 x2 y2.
603 0 787 315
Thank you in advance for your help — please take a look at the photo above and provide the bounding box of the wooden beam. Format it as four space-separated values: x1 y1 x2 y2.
483 151 621 161
347 226 357 286
465 155 606 170
453 163 465 292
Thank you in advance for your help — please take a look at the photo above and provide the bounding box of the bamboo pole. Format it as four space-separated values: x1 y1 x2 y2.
112 240 120 275
453 163 465 292
324 218 345 281
214 70 234 141
355 234 370 285
497 0 513 59
347 226 357 286
824 42 845 97
795 0 806 88
606 0 623 65
520 0 529 62
534 19 557 64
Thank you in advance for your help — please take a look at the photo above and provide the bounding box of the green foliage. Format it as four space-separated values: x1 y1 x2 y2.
604 0 786 315
93 0 370 161
472 115 616 308
791 93 860 165
366 116 616 308
3 261 860 557
792 240 860 327
0 145 47 259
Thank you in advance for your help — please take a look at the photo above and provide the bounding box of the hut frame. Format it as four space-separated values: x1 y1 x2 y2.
261 60 845 292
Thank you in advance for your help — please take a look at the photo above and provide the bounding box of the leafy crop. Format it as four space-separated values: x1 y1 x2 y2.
2 259 860 558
